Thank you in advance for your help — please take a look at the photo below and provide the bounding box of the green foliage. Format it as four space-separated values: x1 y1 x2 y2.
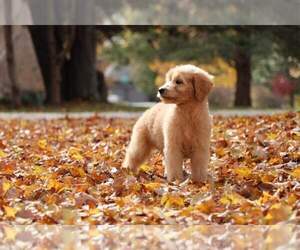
252 51 286 86
102 26 300 103
130 63 157 98
102 29 158 96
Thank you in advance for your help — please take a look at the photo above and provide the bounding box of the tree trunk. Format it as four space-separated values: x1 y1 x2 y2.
97 71 108 102
61 26 99 101
29 26 104 103
4 26 21 107
28 26 53 103
4 0 21 107
29 26 62 104
47 26 61 105
234 46 252 107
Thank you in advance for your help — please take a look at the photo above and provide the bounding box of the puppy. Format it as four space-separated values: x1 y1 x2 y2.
123 65 213 182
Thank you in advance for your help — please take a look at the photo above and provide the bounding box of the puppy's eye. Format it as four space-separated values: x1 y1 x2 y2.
175 79 183 85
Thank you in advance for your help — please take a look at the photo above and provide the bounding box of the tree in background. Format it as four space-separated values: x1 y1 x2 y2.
47 26 62 105
3 0 21 107
26 0 106 105
28 26 101 105
103 26 280 107
4 1 299 107
232 27 252 107
273 26 300 107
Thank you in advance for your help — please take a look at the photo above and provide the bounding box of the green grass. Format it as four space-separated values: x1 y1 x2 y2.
0 102 147 113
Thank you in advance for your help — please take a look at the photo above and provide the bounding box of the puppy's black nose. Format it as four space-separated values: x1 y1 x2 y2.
159 88 166 95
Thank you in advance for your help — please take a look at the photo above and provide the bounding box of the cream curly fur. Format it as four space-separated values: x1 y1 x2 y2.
123 65 213 182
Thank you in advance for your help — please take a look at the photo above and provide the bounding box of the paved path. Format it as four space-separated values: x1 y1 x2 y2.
0 109 290 120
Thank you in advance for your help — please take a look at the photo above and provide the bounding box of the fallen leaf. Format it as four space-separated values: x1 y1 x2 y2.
220 192 246 206
3 205 17 218
161 194 185 208
2 180 11 195
144 182 162 192
234 166 252 178
3 226 17 241
264 203 292 224
290 166 300 180
38 139 47 150
68 147 84 161
139 164 153 173
0 150 7 158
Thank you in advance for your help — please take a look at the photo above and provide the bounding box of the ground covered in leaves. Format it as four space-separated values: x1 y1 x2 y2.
0 112 299 225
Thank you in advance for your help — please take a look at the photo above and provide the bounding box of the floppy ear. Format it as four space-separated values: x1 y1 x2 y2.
192 73 214 102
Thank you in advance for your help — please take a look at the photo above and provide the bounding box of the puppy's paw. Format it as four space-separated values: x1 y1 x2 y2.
167 173 184 183
121 161 138 175
191 174 207 184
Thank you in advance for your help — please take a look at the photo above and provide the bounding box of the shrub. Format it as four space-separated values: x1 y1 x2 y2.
209 86 233 108
252 85 283 108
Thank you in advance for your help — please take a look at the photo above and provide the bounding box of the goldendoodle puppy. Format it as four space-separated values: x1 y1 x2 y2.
123 65 213 182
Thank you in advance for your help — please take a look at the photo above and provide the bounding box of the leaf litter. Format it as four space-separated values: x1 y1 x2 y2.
0 112 299 226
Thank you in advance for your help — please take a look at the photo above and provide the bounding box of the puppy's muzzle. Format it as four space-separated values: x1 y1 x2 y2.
158 88 167 95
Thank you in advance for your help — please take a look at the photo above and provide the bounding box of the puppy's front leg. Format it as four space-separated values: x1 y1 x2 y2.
191 148 209 183
164 145 184 182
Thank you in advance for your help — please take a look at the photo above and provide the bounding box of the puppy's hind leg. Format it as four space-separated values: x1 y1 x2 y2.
123 128 152 173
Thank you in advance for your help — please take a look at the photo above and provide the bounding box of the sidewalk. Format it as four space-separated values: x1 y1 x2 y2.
0 109 290 120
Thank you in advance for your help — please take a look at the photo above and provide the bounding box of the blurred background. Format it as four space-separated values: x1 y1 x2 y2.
0 25 300 110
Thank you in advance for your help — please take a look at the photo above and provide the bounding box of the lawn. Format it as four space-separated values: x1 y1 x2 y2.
0 112 299 225
0 101 146 113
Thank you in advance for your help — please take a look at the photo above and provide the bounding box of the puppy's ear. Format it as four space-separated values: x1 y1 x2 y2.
192 73 214 102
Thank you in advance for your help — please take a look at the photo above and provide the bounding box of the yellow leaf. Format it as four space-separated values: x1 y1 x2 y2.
290 167 300 180
144 182 162 192
267 132 278 140
33 165 46 176
257 191 276 206
0 150 7 158
139 164 152 173
105 126 114 133
3 226 17 241
180 206 194 216
38 139 47 150
47 178 64 192
291 130 300 140
23 184 42 199
68 147 84 161
2 180 11 195
215 147 226 157
220 192 245 206
286 194 298 206
115 197 127 207
234 166 252 178
3 206 17 218
161 194 185 208
89 208 100 216
264 203 292 224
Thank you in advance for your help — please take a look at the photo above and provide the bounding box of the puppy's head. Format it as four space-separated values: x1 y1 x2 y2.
157 64 214 104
